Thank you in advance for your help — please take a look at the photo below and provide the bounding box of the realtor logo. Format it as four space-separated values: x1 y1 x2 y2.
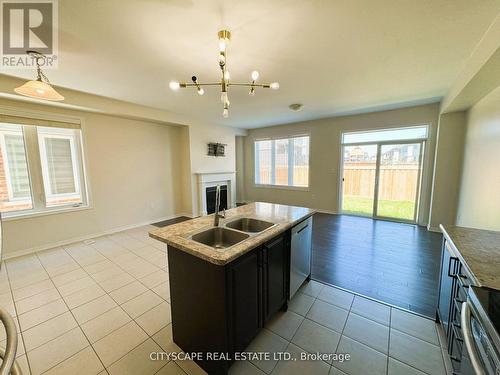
1 0 58 68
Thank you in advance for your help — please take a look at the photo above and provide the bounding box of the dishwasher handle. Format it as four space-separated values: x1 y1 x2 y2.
297 223 309 234
461 300 485 375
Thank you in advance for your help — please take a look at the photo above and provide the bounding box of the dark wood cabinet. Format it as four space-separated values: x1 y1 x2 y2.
437 239 458 337
436 238 473 374
263 234 288 322
167 230 290 375
227 249 262 353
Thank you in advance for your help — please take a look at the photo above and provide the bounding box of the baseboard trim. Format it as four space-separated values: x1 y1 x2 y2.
3 213 187 261
427 226 442 233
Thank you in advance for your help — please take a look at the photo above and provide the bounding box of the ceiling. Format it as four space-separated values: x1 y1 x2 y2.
1 0 499 129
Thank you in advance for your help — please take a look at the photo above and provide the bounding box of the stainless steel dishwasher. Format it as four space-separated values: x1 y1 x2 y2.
289 216 312 299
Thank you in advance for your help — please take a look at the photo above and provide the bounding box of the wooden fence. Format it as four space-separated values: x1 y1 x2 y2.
258 166 309 186
343 163 419 201
257 163 418 200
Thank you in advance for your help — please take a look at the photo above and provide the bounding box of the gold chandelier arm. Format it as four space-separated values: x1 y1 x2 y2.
228 83 272 88
180 82 222 87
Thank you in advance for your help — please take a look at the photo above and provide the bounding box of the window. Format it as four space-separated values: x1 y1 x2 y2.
255 140 272 185
0 124 33 212
38 127 84 207
342 125 428 144
255 135 309 188
0 116 88 217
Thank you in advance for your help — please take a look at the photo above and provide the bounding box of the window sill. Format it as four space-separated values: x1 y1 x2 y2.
254 184 310 192
2 204 92 222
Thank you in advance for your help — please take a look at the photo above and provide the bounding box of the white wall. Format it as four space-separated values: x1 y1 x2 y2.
1 98 188 257
456 86 500 230
427 111 466 230
241 103 440 225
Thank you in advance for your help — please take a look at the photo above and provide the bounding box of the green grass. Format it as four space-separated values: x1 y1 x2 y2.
342 195 415 221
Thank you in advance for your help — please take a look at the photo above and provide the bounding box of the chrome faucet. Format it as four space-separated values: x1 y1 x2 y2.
213 184 226 227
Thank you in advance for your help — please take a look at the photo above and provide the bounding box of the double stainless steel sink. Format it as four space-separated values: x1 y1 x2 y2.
191 227 249 249
225 218 275 233
189 217 277 249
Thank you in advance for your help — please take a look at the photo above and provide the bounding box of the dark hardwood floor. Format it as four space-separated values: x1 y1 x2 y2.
311 213 442 318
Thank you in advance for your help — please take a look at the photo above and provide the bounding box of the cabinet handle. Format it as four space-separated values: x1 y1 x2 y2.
453 298 464 316
297 224 309 234
447 257 458 278
452 322 463 342
457 274 470 289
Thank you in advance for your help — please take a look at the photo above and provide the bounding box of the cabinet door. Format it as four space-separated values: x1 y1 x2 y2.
263 234 288 322
437 239 458 341
228 249 262 352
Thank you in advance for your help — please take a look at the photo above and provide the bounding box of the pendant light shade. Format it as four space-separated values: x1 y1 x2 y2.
13 51 65 102
14 79 64 101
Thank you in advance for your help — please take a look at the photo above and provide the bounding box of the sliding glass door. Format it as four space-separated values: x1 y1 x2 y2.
341 144 378 217
375 142 423 222
340 126 427 224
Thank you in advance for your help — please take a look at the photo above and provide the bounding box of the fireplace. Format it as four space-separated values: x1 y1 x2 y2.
206 185 228 214
196 172 236 216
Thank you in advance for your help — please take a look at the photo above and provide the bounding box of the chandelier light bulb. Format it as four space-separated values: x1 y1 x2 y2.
251 71 259 81
270 82 280 90
223 108 229 118
169 81 180 91
219 40 227 52
221 91 228 103
197 87 204 95
224 71 230 81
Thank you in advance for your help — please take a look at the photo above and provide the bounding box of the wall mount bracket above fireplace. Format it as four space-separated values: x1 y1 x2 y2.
207 143 226 157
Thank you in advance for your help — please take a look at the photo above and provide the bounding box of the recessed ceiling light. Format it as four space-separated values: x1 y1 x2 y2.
289 103 304 112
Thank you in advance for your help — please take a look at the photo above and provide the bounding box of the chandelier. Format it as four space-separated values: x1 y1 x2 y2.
169 30 279 118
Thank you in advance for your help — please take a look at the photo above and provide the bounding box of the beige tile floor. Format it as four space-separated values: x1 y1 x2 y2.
0 225 451 375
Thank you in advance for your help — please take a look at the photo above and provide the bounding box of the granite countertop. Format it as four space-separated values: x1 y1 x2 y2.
150 202 315 265
441 224 500 290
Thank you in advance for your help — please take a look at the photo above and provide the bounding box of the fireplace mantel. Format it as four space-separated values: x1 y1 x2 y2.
196 172 236 216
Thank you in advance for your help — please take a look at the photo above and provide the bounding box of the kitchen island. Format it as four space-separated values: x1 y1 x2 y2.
440 224 500 290
150 202 315 374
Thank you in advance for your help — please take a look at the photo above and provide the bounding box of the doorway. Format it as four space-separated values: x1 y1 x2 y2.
340 126 427 223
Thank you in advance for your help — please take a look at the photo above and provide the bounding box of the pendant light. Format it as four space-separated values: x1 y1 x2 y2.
14 51 64 101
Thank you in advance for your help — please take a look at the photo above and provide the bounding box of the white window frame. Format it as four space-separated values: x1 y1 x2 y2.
0 105 92 221
0 124 32 204
254 134 310 190
342 125 429 145
37 127 82 202
338 124 430 225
